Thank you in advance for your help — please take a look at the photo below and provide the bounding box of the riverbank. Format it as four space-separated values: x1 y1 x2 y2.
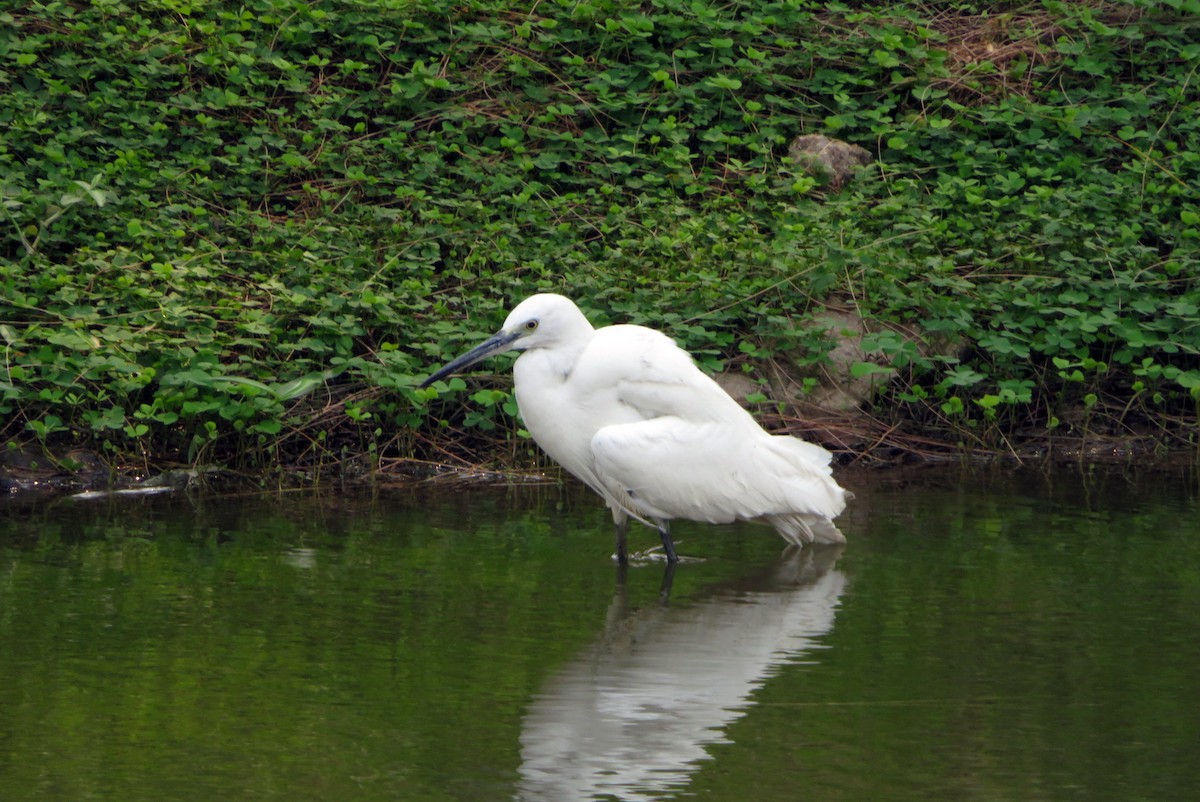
4 419 1195 505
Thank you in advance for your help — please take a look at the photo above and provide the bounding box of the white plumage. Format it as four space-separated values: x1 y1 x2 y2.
421 293 851 562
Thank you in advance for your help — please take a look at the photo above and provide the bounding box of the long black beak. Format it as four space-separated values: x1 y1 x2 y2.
419 329 522 388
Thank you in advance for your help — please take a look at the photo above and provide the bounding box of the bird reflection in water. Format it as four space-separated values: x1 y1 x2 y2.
516 546 846 801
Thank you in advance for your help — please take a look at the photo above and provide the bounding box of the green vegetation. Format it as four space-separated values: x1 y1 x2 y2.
2 0 1199 478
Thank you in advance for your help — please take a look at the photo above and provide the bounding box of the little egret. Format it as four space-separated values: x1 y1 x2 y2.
421 294 851 563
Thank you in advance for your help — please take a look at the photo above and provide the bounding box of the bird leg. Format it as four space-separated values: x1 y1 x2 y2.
657 523 679 565
658 562 677 602
614 519 629 565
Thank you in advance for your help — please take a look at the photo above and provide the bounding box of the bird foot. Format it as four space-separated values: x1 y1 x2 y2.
612 544 704 565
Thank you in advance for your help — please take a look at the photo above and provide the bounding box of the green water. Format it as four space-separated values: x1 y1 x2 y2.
1 468 1197 802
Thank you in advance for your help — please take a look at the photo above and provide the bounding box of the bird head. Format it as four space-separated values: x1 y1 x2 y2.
419 294 593 388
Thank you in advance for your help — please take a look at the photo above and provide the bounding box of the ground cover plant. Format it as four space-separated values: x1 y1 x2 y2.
2 0 1198 482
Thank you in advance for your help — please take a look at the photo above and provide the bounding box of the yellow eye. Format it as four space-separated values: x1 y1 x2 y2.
525 320 538 330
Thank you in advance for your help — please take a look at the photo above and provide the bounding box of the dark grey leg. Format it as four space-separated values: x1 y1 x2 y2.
615 519 629 565
658 562 677 602
657 523 679 564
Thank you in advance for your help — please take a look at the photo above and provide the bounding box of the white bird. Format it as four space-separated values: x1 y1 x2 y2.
421 294 851 563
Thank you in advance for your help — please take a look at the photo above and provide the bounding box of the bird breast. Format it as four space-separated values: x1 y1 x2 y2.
512 345 640 493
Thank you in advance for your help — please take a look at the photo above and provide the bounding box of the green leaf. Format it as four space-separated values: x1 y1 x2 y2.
941 396 965 415
91 406 127 431
850 362 894 378
706 75 742 91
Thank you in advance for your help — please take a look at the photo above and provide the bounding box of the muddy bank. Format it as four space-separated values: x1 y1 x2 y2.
5 428 1193 507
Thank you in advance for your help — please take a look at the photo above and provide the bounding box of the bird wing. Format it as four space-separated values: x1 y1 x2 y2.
591 418 847 529
577 325 754 426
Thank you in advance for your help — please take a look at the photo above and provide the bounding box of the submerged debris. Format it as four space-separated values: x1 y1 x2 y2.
70 486 177 501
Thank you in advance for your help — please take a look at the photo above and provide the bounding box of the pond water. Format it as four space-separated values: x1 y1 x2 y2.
1 467 1197 801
